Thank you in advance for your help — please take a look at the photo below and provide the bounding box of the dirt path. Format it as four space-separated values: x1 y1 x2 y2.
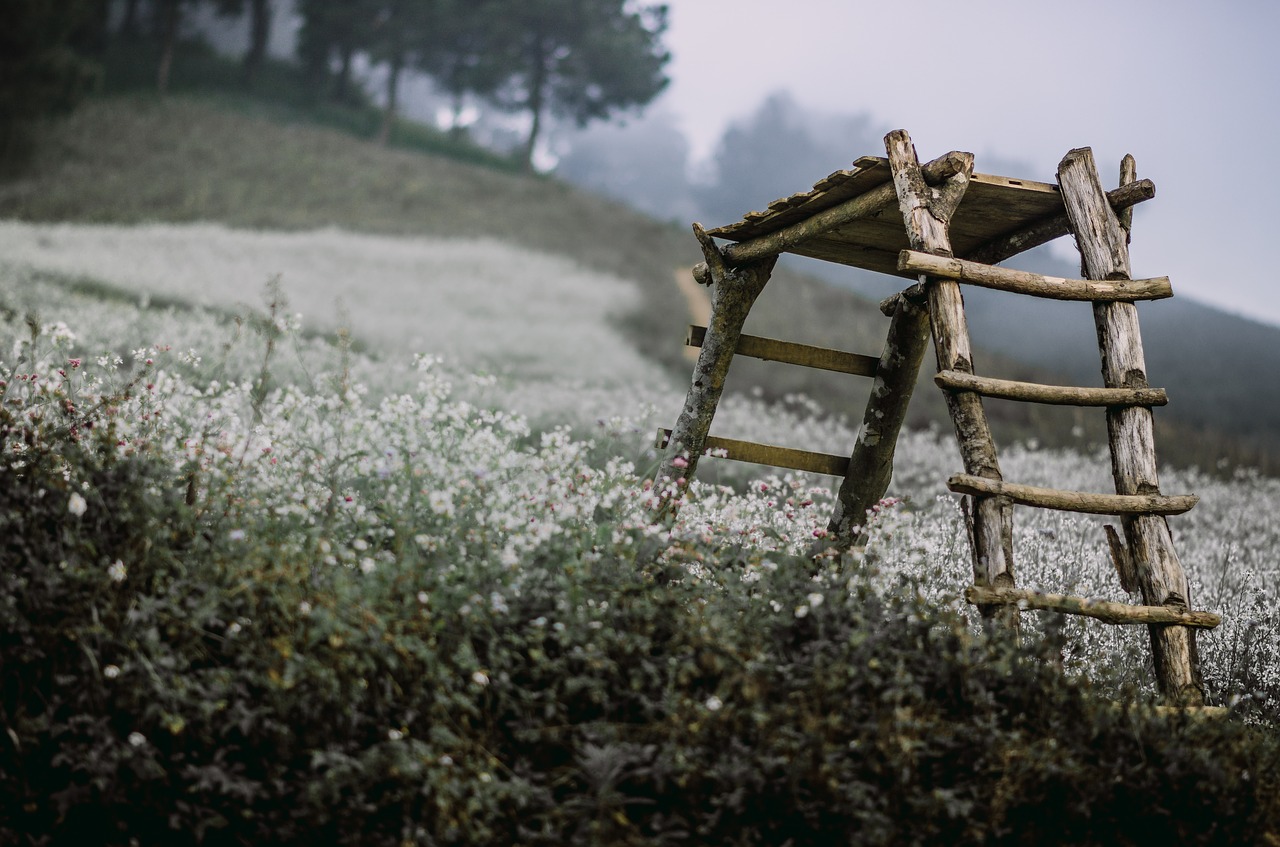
674 266 711 362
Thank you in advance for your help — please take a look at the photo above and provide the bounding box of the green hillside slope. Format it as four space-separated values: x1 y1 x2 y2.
1 93 1264 473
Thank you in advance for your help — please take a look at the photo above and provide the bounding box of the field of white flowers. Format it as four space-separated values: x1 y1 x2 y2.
1 220 1276 709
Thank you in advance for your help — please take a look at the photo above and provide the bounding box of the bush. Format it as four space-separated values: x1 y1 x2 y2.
2 425 1278 845
1 319 1277 845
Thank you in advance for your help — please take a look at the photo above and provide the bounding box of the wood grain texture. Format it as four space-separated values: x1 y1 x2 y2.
885 130 1016 613
1058 146 1206 705
655 429 849 477
934 369 1168 407
684 325 879 377
964 178 1155 266
964 585 1221 628
898 251 1173 302
947 474 1197 516
655 225 776 508
824 295 932 550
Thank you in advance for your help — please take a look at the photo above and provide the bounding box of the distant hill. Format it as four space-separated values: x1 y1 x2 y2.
1 93 1273 475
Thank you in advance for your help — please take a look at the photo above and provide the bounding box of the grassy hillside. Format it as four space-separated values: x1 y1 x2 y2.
0 95 954 425
1 91 1267 474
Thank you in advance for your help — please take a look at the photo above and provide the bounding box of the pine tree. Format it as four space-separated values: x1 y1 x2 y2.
486 0 670 170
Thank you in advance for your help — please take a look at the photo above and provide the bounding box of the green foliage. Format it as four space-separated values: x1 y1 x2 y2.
0 0 103 166
484 0 671 167
1 385 1277 844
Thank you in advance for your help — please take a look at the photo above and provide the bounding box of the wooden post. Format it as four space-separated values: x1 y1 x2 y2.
823 293 932 549
884 130 1017 621
1057 147 1206 705
655 224 776 506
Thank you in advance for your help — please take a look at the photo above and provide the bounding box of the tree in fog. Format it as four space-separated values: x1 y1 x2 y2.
297 0 379 104
694 91 881 224
410 0 508 136
485 0 671 170
212 0 273 86
556 108 696 222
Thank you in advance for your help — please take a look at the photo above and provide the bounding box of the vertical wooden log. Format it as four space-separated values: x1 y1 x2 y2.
824 293 931 549
1057 147 1205 705
885 131 1016 618
655 224 776 506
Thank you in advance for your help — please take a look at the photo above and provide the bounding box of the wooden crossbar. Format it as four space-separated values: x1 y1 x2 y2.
948 474 1198 516
935 370 1168 407
965 585 1221 628
965 178 1156 266
656 429 849 477
897 251 1173 301
686 325 879 377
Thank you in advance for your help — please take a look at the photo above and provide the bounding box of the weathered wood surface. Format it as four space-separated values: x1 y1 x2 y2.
823 294 932 550
934 370 1168 407
964 585 1221 628
898 251 1173 302
1105 524 1138 593
685 325 879 377
691 151 971 284
655 224 776 506
885 130 1016 615
1059 147 1206 705
948 474 1198 516
964 178 1155 266
655 429 849 477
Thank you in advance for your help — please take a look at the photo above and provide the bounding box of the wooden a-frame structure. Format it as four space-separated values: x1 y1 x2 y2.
655 130 1217 705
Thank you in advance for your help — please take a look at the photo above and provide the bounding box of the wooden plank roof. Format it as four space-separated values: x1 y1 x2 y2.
705 156 1065 278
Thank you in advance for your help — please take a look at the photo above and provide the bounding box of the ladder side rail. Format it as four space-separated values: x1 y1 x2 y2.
884 130 1017 619
1057 147 1206 705
654 225 776 511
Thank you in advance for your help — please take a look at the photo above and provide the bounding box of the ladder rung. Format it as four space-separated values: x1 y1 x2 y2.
948 474 1198 516
685 325 878 378
897 250 1173 302
965 585 1221 628
935 370 1168 407
656 429 849 477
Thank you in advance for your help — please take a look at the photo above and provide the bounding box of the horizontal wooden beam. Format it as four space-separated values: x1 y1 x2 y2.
935 369 1168 407
692 151 971 283
948 474 1198 516
656 429 849 477
966 178 1157 266
965 585 1221 628
686 325 879 378
898 251 1173 301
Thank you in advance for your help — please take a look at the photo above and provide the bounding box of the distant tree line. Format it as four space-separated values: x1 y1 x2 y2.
3 0 670 170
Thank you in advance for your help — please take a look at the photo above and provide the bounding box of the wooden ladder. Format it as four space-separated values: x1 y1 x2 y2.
884 133 1218 705
654 219 936 550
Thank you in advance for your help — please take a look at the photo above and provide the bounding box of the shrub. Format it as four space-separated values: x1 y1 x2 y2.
1 317 1277 845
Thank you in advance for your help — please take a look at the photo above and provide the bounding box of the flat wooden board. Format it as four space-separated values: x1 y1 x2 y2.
706 157 1066 277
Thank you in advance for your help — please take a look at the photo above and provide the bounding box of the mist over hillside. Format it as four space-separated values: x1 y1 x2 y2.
556 93 1280 473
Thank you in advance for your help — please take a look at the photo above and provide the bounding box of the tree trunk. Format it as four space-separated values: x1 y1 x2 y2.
157 0 180 97
242 0 271 87
333 41 355 104
377 50 404 146
120 0 141 36
521 36 549 171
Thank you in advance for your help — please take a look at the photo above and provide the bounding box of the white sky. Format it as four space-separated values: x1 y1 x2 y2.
656 0 1280 328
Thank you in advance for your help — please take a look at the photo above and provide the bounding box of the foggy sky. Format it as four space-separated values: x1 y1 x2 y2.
656 0 1280 328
